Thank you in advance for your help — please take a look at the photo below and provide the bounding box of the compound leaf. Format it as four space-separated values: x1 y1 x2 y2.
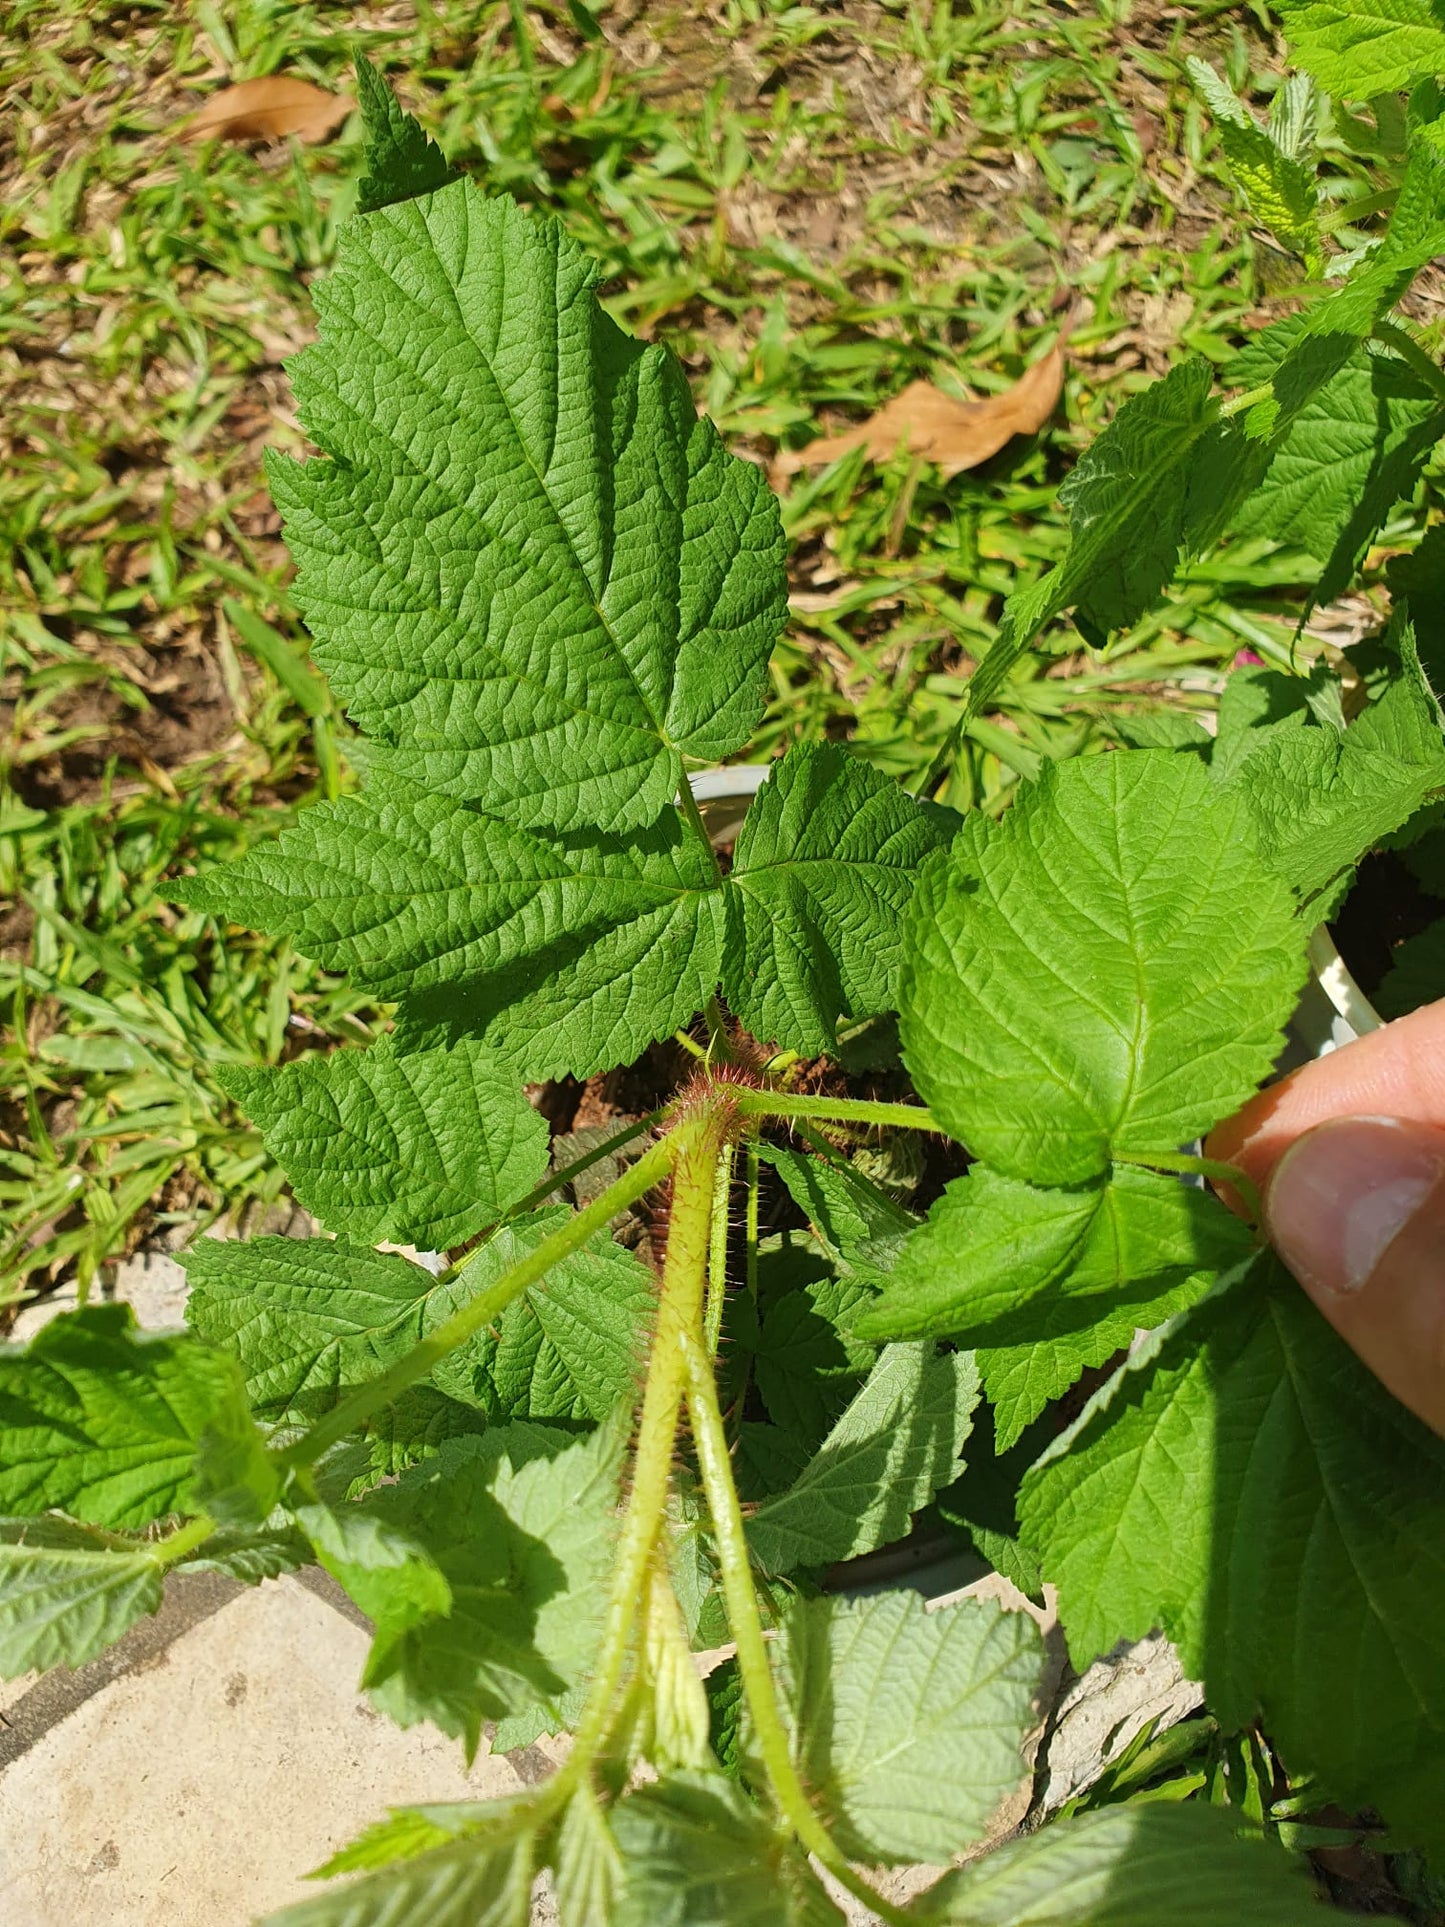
459 1210 655 1422
219 1036 548 1251
899 751 1306 1184
0 1305 254 1530
722 744 959 1052
764 1592 1041 1865
183 1211 650 1431
176 776 726 1083
611 1770 844 1927
329 1423 623 1756
1275 0 1445 99
1019 1257 1445 1859
0 1516 163 1676
1225 320 1445 605
922 1802 1326 1924
1226 669 1445 907
269 183 784 835
354 55 461 215
1189 61 1320 262
746 1343 976 1574
856 1164 1252 1448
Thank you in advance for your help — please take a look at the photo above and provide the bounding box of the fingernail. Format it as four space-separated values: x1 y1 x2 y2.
1266 1116 1445 1298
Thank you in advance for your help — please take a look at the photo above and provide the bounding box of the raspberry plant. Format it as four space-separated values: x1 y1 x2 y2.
6 33 1445 1923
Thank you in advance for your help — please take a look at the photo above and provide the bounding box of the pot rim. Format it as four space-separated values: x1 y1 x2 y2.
1307 924 1382 1039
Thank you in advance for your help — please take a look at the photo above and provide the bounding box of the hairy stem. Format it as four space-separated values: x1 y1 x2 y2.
704 1139 734 1357
737 1090 940 1134
1112 1149 1263 1225
1218 380 1277 420
478 1110 666 1236
277 1135 677 1471
552 1108 729 1792
680 1327 913 1927
744 1139 760 1304
154 1512 220 1568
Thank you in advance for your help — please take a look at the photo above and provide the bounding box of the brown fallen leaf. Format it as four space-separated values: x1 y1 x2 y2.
183 76 354 146
774 345 1066 479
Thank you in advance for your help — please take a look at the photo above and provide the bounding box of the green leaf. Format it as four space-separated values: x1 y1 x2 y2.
1376 913 1445 1014
1388 522 1445 700
764 1592 1041 1864
1226 670 1445 907
610 1770 844 1927
921 1803 1326 1924
935 1405 1050 1603
746 1342 977 1574
1209 660 1329 786
265 1827 534 1926
899 751 1306 1185
856 1164 1252 1448
460 1210 655 1423
1298 123 1445 338
758 1139 914 1268
0 1516 163 1676
553 1783 624 1926
0 1304 252 1529
333 1423 623 1756
721 744 959 1052
723 1232 877 1444
185 1236 469 1427
297 1496 453 1636
359 1386 490 1482
971 363 1253 700
176 777 726 1082
218 1037 548 1251
268 184 784 835
177 1522 311 1584
354 56 462 215
191 1386 282 1528
1276 0 1445 99
1019 1257 1445 1859
1224 321 1445 605
183 1212 650 1431
1188 61 1320 262
311 1802 494 1877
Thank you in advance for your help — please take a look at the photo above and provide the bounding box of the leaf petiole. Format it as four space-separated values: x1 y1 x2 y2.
153 1512 219 1569
1112 1149 1263 1226
679 1323 915 1927
736 1090 940 1133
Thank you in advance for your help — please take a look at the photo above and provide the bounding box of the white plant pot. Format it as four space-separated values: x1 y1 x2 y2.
1283 925 1383 1068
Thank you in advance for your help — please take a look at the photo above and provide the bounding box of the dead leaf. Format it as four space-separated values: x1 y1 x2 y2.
183 77 354 146
774 346 1066 479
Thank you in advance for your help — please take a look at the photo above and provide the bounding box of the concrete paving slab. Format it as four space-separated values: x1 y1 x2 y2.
0 1574 563 1927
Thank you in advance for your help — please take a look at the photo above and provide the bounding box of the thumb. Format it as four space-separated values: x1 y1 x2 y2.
1265 1115 1445 1437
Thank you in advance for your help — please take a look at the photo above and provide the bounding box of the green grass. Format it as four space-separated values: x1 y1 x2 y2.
0 0 1430 1302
